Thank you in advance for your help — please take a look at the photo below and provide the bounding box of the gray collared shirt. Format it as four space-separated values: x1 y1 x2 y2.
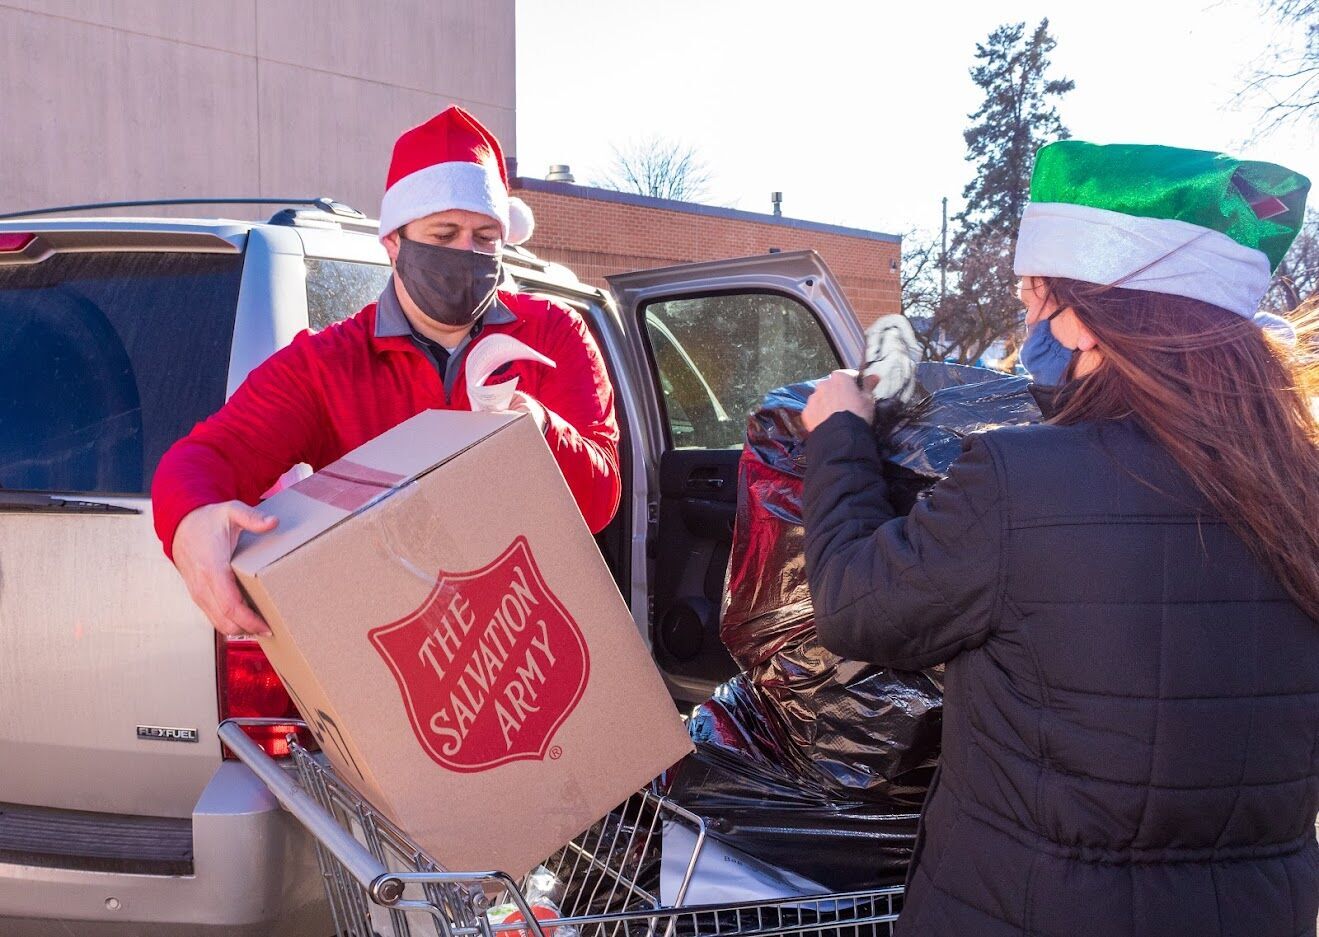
375 279 517 396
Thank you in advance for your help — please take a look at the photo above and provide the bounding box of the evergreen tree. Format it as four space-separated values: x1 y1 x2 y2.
931 19 1073 365
955 20 1074 242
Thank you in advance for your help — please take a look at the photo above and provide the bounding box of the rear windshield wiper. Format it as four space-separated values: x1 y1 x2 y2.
0 492 140 515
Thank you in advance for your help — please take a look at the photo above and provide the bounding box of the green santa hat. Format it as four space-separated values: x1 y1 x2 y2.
1013 141 1310 334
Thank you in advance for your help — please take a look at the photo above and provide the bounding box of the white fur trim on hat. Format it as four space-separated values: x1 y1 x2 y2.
1252 310 1298 344
379 159 510 241
1014 202 1272 319
507 196 534 245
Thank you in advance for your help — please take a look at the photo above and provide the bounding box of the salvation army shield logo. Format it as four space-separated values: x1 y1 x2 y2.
368 537 591 773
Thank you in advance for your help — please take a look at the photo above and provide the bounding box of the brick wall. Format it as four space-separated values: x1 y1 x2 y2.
510 179 901 330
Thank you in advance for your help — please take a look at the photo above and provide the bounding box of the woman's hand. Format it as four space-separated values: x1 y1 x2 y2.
803 370 875 433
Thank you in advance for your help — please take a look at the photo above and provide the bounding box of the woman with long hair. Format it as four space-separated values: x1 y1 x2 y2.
801 141 1317 937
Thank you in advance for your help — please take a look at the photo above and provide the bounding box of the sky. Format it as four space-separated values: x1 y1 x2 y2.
515 0 1317 240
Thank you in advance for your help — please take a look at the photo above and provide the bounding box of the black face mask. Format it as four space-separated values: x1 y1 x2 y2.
394 237 501 328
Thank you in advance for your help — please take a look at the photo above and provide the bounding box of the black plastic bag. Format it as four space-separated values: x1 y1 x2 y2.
665 364 1039 891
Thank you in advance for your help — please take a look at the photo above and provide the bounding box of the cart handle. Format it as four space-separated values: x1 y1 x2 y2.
217 719 407 905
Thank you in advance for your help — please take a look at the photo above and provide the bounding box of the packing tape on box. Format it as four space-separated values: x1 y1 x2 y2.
368 480 463 587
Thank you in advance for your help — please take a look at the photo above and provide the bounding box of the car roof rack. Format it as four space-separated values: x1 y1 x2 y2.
0 197 367 222
502 243 550 270
267 206 380 234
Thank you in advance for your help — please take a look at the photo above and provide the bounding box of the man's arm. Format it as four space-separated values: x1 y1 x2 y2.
519 305 621 534
152 332 328 559
153 333 330 636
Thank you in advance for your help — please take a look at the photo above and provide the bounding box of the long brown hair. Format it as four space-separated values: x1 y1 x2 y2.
1041 278 1319 621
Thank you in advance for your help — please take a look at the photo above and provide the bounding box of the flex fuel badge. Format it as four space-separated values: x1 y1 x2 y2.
137 725 199 743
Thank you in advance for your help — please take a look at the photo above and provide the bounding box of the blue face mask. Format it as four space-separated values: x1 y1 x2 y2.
1020 317 1076 386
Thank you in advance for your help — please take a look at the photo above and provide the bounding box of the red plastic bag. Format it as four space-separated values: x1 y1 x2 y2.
666 364 1039 890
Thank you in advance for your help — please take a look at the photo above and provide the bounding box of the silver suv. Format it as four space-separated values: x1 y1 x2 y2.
0 198 865 935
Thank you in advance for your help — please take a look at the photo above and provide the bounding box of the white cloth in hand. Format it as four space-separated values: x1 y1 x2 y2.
862 315 919 403
465 334 556 411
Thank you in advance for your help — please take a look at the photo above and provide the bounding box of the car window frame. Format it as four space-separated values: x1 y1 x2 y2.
637 287 845 452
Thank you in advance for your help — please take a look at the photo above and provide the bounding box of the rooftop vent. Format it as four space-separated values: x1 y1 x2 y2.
546 164 575 183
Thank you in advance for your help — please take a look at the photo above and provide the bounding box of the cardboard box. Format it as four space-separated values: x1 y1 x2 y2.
232 409 692 878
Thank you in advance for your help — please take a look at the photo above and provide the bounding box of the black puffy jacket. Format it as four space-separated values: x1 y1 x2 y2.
802 407 1319 937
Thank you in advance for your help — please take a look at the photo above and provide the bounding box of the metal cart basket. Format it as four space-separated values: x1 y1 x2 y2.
219 719 905 937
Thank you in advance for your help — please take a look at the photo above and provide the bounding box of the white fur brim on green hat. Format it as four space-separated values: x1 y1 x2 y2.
1013 141 1310 336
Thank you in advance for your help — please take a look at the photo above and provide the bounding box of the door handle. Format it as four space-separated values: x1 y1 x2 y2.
684 477 724 492
684 467 726 493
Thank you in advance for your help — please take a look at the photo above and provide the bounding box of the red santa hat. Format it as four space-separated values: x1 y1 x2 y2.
378 105 534 245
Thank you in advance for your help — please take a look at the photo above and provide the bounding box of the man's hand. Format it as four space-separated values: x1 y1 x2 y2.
171 501 278 636
803 370 877 433
507 390 548 434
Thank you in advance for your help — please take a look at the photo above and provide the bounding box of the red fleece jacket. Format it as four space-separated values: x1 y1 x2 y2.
151 292 621 558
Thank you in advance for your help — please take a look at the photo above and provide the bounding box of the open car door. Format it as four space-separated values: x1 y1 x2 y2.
607 250 864 703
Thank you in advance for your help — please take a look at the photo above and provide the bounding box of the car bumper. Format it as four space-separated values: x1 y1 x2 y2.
0 762 329 936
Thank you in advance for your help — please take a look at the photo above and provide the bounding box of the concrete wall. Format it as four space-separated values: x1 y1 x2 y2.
0 0 515 218
513 179 902 329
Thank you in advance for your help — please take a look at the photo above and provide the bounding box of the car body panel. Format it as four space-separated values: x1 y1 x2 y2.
0 763 328 934
225 224 310 398
0 218 250 256
0 497 222 818
606 250 864 702
294 224 389 265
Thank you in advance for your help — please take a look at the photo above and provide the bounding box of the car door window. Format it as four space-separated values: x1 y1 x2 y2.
304 258 392 331
643 292 840 449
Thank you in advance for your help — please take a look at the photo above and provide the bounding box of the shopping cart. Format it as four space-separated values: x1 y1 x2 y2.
218 719 905 937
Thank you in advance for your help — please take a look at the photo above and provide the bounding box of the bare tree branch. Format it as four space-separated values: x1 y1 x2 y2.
1239 0 1319 136
900 227 1027 365
593 136 712 202
1263 208 1319 311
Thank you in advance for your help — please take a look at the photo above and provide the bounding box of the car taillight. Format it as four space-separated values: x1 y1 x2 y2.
216 635 317 759
0 233 35 252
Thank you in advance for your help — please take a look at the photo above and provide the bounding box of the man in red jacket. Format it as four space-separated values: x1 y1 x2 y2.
153 106 621 637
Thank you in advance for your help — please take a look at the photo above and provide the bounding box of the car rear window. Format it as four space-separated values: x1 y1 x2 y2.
0 250 242 496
